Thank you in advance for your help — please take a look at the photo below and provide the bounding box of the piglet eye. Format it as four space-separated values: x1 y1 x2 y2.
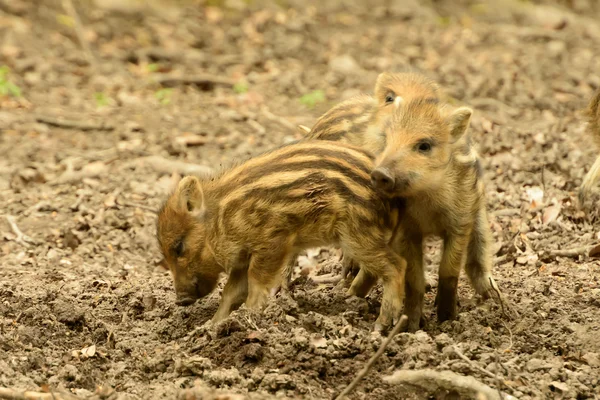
174 240 185 257
385 93 395 104
417 141 433 153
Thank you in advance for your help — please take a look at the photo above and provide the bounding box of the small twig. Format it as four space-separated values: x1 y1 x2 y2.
493 254 508 265
247 119 266 135
335 315 408 400
61 0 97 70
117 200 158 213
309 273 343 285
493 208 521 217
4 215 36 247
489 277 507 319
260 107 297 131
243 315 260 331
14 312 23 323
547 247 589 259
452 345 499 380
125 156 213 177
35 115 114 131
382 369 513 400
501 321 514 353
0 387 81 400
155 74 236 88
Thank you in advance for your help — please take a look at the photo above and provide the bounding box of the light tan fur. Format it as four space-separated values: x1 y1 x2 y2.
300 71 499 332
280 70 441 292
156 141 407 331
579 89 600 205
370 99 497 330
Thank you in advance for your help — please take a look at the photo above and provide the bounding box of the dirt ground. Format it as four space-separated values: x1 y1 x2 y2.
1 0 600 399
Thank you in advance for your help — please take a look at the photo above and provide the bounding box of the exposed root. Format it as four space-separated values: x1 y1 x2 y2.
382 369 516 400
335 315 408 400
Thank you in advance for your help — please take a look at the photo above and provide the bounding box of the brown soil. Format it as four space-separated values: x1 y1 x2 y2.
1 0 600 399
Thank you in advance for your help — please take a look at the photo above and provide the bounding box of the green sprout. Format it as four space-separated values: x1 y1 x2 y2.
94 92 109 107
0 66 22 98
299 90 325 109
233 81 249 94
147 63 160 73
155 88 173 105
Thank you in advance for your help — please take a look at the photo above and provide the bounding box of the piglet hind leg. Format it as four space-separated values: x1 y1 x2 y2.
211 266 249 324
353 248 407 332
346 268 378 298
246 246 292 312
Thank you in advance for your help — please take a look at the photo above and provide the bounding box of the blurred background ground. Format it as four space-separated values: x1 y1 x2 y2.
1 0 600 399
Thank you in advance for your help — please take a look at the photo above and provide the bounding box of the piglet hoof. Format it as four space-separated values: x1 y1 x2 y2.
406 318 421 333
345 287 358 299
373 322 387 334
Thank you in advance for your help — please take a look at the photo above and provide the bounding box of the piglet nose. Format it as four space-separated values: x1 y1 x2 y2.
175 297 196 306
371 168 395 192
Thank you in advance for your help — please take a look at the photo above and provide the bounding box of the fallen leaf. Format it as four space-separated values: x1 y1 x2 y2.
310 335 327 348
81 344 96 358
245 331 264 343
542 203 561 224
525 186 544 208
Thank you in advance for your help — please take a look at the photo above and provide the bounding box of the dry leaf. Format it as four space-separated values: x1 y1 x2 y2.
310 335 327 348
525 186 544 208
245 331 264 343
542 203 561 224
81 344 96 358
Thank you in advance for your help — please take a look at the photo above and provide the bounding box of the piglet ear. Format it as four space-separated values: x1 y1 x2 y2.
374 72 394 104
176 176 205 218
447 106 473 140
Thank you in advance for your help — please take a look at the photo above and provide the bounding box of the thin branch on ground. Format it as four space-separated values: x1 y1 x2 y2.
492 208 521 217
117 199 158 213
335 315 408 400
452 345 499 380
547 246 589 259
309 273 343 285
260 107 297 131
489 277 509 319
35 115 114 131
126 156 214 177
382 369 515 400
0 387 81 400
4 215 37 247
61 0 97 70
155 74 236 88
501 321 514 353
